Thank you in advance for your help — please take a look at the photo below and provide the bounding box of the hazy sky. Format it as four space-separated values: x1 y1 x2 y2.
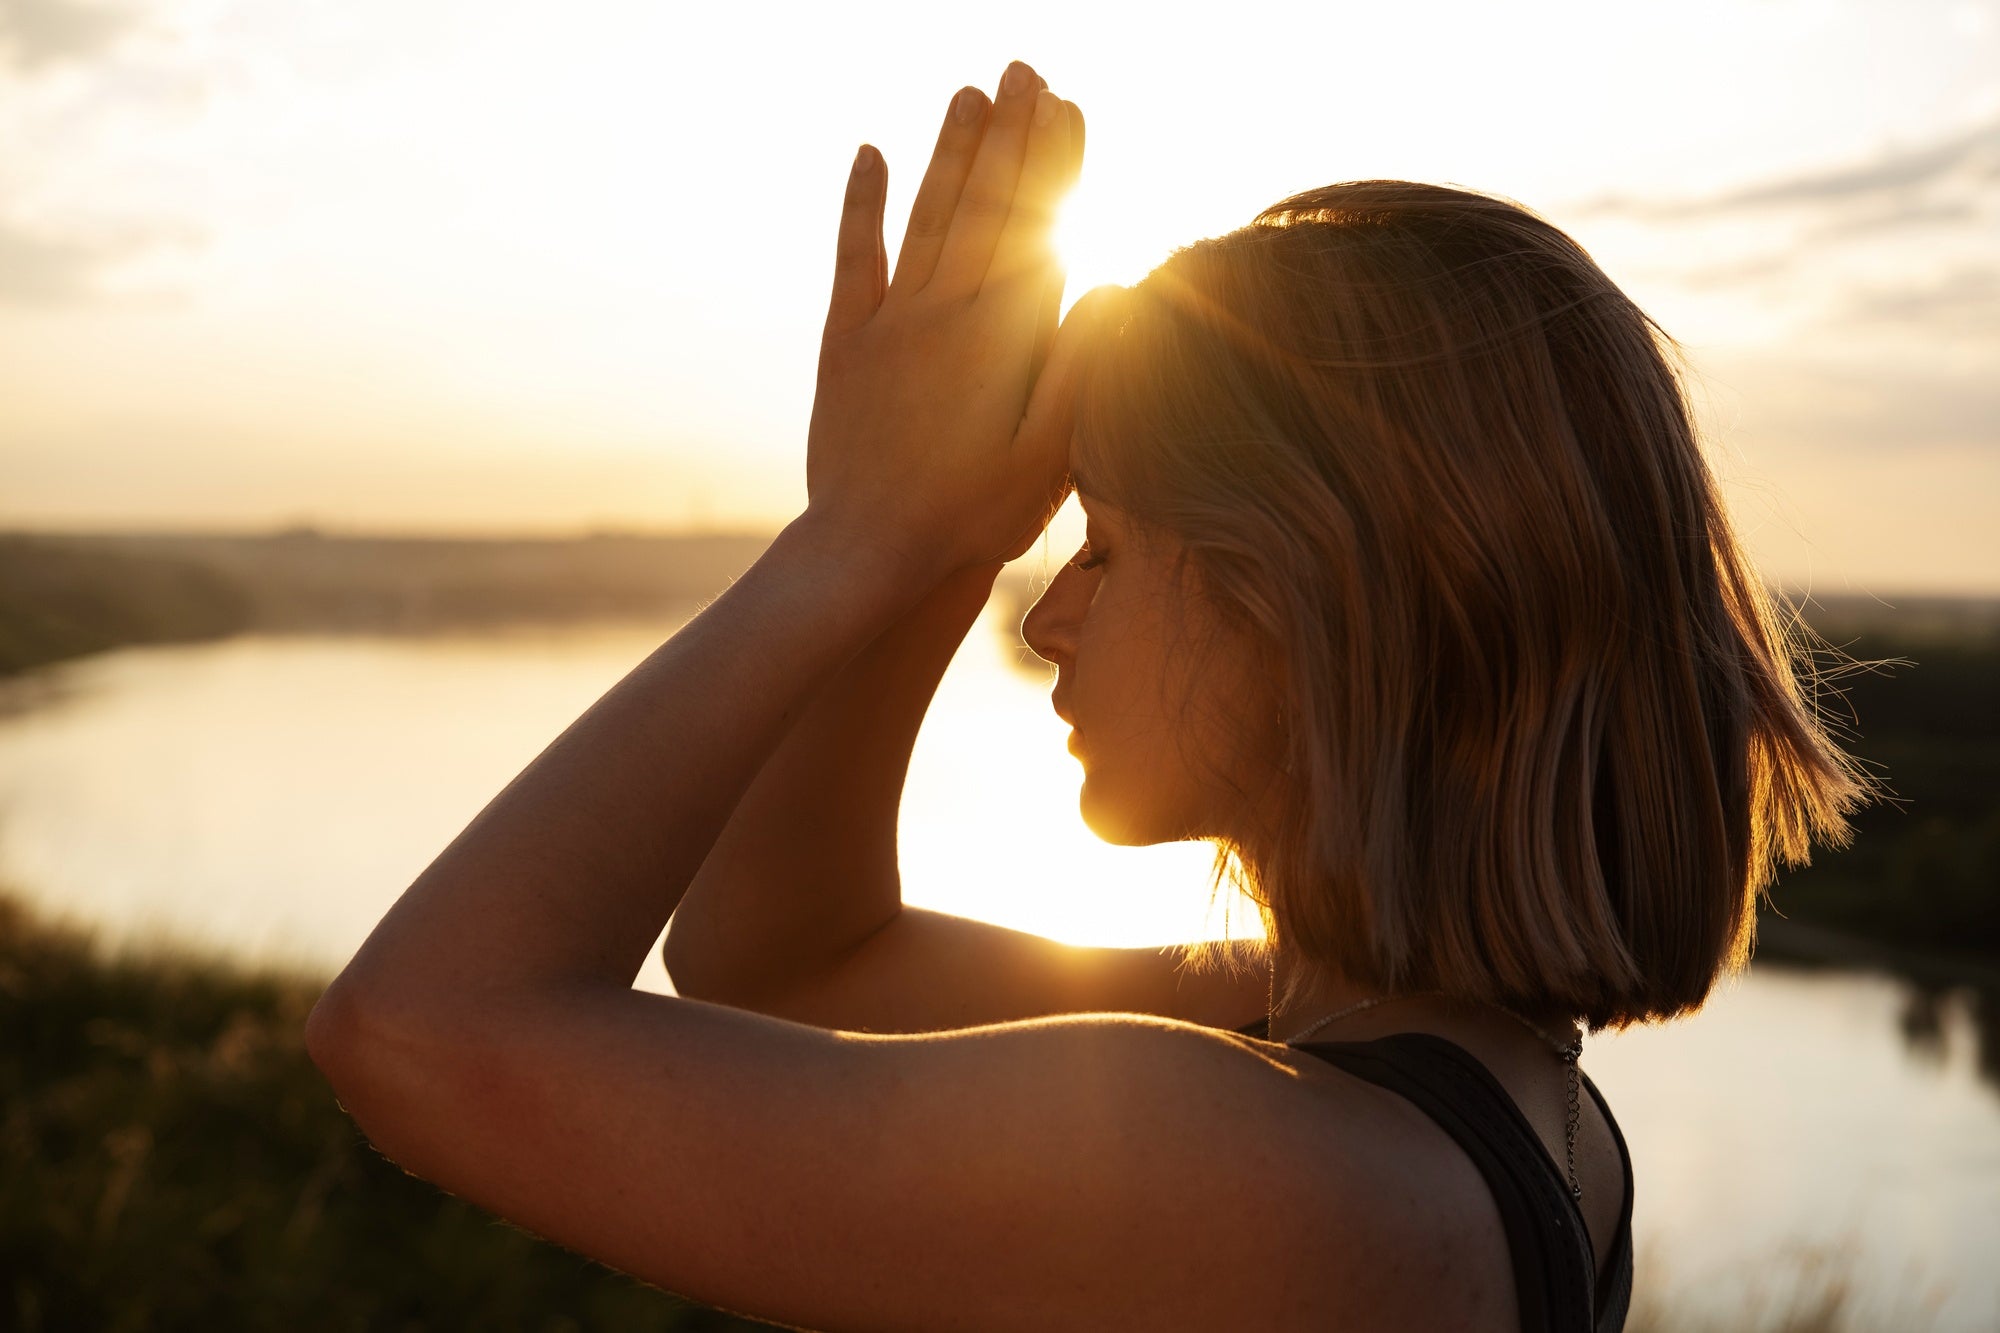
2 0 1996 593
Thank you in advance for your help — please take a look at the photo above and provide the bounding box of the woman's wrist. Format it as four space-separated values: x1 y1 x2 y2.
783 505 974 603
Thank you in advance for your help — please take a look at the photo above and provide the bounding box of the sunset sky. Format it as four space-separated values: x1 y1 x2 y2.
2 0 1996 593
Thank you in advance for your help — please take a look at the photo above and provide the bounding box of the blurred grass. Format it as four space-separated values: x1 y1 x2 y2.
1624 1236 1947 1333
0 893 775 1332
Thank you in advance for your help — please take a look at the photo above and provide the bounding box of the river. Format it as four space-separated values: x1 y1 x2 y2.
1 611 1994 1330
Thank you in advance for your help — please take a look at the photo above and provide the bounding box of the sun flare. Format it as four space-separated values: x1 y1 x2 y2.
1053 190 1177 303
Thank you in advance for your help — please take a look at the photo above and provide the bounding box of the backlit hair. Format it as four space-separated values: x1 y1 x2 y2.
1070 181 1873 1030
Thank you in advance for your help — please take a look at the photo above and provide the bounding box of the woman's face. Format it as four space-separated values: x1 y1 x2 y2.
1021 492 1283 847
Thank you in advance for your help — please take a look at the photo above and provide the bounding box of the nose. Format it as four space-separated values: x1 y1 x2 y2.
1021 561 1090 667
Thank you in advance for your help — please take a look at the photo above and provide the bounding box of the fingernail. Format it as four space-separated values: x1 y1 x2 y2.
1003 62 1032 95
852 144 873 175
953 87 983 125
1033 88 1060 128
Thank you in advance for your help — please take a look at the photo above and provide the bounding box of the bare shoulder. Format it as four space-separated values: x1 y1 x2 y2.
1228 1033 1523 1331
322 989 1514 1332
846 1014 1518 1330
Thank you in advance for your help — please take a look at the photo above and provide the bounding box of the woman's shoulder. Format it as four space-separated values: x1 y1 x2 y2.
1185 1021 1535 1326
903 1013 1536 1327
1278 1028 1633 1330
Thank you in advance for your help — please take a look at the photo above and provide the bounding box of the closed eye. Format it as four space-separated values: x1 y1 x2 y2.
1070 546 1107 572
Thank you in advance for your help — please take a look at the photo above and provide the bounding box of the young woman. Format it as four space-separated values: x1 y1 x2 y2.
308 61 1868 1332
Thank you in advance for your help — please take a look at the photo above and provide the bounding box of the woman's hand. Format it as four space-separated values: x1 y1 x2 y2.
803 61 1085 585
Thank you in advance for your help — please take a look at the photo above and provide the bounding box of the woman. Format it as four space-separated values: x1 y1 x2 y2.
308 61 1868 1331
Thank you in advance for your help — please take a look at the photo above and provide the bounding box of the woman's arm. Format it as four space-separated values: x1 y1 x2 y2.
659 553 999 1002
661 81 1265 1034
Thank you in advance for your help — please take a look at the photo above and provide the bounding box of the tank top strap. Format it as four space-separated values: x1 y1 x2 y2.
1285 1030 1632 1333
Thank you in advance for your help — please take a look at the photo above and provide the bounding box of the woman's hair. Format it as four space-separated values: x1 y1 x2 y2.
1070 180 1874 1031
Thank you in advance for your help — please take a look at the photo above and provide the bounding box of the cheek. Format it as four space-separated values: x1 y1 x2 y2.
1073 667 1221 844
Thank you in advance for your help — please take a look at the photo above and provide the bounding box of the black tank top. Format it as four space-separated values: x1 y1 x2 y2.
1236 1021 1634 1332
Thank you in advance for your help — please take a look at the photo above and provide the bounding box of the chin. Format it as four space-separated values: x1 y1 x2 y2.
1078 780 1195 847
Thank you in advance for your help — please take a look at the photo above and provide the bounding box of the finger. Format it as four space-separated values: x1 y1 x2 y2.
888 85 991 295
1028 258 1067 387
825 144 887 334
931 60 1045 297
1065 100 1085 185
1028 102 1085 381
983 86 1074 306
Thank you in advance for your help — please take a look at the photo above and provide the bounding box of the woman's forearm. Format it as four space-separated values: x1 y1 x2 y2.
663 558 1000 1002
315 514 932 1027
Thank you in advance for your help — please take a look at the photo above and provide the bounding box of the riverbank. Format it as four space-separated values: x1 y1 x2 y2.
0 530 780 675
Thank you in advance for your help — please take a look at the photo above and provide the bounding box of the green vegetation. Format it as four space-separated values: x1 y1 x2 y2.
0 537 252 675
1757 599 2000 970
0 895 775 1332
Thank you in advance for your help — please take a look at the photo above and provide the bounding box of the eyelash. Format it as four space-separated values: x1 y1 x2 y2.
1071 547 1107 572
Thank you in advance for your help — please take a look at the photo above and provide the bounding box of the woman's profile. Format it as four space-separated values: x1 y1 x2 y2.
307 61 1869 1332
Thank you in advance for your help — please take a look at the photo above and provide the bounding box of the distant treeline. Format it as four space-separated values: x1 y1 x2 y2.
1756 600 2000 972
0 529 779 675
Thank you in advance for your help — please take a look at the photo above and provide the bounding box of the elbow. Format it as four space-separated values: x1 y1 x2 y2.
304 972 462 1168
660 924 708 998
304 973 407 1134
662 911 739 1003
304 974 371 1097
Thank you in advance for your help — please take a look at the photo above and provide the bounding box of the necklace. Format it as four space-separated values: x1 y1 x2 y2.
1270 980 1587 1201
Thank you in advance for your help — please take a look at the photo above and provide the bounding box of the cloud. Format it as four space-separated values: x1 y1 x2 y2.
0 221 107 303
1712 352 2000 455
1574 114 2000 354
1695 116 2000 214
1580 113 2000 223
0 218 193 306
1845 266 2000 337
0 0 134 71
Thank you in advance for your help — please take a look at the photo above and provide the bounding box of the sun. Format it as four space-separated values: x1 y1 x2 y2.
1052 186 1175 304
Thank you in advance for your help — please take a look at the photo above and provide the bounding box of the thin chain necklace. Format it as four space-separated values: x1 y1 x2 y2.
1270 978 1587 1201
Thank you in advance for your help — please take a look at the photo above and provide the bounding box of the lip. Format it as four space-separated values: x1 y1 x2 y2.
1051 692 1076 729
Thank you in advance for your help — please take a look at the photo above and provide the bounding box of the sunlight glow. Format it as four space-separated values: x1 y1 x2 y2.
1053 189 1179 298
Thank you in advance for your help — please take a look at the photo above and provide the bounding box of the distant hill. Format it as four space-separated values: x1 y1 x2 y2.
0 530 778 674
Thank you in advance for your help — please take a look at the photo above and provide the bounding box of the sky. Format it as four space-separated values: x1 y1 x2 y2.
1 0 1996 594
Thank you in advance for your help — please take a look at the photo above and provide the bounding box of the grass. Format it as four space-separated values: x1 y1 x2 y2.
1624 1237 1949 1333
0 894 775 1332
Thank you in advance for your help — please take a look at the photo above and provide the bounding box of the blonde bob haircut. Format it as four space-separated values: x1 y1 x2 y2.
1070 181 1872 1032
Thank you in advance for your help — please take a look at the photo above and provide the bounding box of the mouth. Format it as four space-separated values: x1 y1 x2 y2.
1051 692 1076 729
